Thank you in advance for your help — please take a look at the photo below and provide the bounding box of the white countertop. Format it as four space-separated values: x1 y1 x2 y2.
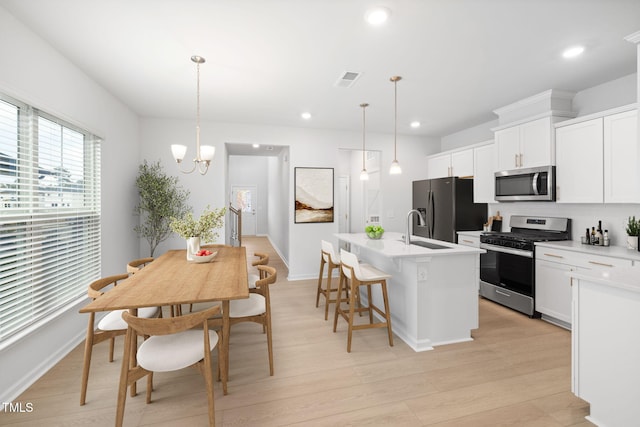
335 232 485 258
567 267 640 294
536 240 640 263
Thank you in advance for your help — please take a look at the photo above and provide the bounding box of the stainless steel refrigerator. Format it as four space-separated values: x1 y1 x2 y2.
412 177 487 243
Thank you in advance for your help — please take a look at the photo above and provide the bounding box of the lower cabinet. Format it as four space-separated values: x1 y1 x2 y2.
457 232 481 330
535 259 575 327
535 246 633 329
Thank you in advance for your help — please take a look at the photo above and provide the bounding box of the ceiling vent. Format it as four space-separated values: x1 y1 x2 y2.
334 71 362 88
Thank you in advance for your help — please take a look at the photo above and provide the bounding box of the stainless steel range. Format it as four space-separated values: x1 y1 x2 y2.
479 215 571 317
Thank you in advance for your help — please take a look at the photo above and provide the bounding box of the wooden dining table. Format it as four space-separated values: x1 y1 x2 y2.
79 246 249 397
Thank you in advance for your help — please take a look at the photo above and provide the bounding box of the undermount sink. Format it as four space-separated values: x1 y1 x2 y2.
407 240 450 250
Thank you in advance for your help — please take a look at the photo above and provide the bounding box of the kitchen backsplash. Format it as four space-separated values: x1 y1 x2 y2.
488 202 640 247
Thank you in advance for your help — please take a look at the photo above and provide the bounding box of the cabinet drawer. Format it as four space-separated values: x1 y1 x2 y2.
536 248 582 266
458 235 480 248
536 247 632 269
577 254 632 270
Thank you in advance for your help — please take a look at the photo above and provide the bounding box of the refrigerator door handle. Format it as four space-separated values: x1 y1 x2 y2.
429 191 435 238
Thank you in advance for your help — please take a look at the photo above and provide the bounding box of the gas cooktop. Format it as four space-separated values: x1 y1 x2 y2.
480 215 571 252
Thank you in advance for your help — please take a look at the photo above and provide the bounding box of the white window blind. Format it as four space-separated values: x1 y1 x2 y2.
0 95 101 343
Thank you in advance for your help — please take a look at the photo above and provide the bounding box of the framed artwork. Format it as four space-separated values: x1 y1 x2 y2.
294 167 334 223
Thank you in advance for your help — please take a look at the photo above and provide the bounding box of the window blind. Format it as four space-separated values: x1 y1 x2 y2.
0 95 101 343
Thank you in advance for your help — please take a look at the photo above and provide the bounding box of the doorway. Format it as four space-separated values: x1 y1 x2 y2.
231 185 257 236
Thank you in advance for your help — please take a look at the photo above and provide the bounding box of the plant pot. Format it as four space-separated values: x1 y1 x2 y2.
626 235 638 250
186 236 201 260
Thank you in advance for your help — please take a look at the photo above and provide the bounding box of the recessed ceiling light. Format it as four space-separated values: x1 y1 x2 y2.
252 143 260 148
365 7 390 26
410 121 421 128
301 112 312 120
562 45 585 59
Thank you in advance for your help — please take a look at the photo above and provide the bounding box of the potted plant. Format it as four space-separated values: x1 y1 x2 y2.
170 205 226 260
625 215 639 249
134 160 190 256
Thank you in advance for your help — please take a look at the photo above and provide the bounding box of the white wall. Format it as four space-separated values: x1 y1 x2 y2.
139 118 437 280
267 149 290 264
0 6 140 403
440 119 498 152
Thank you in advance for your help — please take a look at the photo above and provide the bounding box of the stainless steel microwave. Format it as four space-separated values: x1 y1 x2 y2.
495 166 555 202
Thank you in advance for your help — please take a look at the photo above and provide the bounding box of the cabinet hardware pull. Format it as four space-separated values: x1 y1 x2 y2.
462 239 473 244
544 253 564 258
514 154 518 168
519 153 523 167
588 261 613 267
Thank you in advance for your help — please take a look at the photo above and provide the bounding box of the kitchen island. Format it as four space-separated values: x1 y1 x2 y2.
335 231 484 352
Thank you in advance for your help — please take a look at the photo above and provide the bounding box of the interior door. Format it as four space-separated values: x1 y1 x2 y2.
338 175 350 233
231 185 257 236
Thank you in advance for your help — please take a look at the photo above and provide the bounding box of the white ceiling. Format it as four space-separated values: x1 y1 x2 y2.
1 0 639 139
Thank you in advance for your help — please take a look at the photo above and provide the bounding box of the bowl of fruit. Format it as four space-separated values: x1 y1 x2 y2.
191 249 217 263
365 225 384 240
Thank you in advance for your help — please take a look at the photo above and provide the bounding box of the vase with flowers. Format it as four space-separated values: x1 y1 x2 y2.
170 205 226 260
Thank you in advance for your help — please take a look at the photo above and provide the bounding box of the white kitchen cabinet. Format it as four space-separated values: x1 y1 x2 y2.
456 231 481 330
535 244 633 329
604 109 639 203
426 153 452 179
473 143 495 203
426 148 473 179
555 107 639 204
535 258 575 327
570 269 640 426
555 118 604 203
495 117 554 170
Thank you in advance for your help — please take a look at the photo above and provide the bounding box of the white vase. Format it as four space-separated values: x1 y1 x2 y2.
626 235 638 250
186 237 201 260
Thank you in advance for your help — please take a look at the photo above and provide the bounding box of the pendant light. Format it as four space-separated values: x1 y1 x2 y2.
170 55 215 175
389 75 402 175
360 103 369 181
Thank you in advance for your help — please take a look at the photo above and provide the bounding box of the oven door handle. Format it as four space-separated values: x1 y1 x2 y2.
479 243 533 258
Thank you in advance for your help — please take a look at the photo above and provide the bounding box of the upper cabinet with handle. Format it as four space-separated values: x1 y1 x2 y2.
426 148 473 179
555 107 638 203
495 117 555 170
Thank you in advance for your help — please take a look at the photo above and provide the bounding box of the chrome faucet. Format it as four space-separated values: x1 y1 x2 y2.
406 209 426 245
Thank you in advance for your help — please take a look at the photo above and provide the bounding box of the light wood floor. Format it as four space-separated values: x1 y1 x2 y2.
2 236 593 426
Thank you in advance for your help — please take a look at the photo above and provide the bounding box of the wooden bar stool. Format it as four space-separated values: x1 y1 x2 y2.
333 249 393 352
316 240 341 320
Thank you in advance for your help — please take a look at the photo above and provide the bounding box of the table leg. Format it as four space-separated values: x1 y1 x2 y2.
129 308 138 397
221 300 230 395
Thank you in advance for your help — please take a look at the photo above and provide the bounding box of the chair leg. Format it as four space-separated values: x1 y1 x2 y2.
109 337 115 362
347 280 356 353
367 284 374 324
146 372 153 404
324 266 333 320
333 273 345 332
381 281 394 347
266 312 274 376
316 257 325 308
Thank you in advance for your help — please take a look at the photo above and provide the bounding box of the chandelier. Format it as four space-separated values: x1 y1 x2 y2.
170 55 215 175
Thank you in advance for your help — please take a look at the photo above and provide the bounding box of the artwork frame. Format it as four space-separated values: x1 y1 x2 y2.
294 167 334 223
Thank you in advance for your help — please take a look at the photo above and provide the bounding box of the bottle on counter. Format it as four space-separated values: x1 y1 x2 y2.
584 228 590 245
591 227 596 245
603 229 610 247
595 228 603 246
